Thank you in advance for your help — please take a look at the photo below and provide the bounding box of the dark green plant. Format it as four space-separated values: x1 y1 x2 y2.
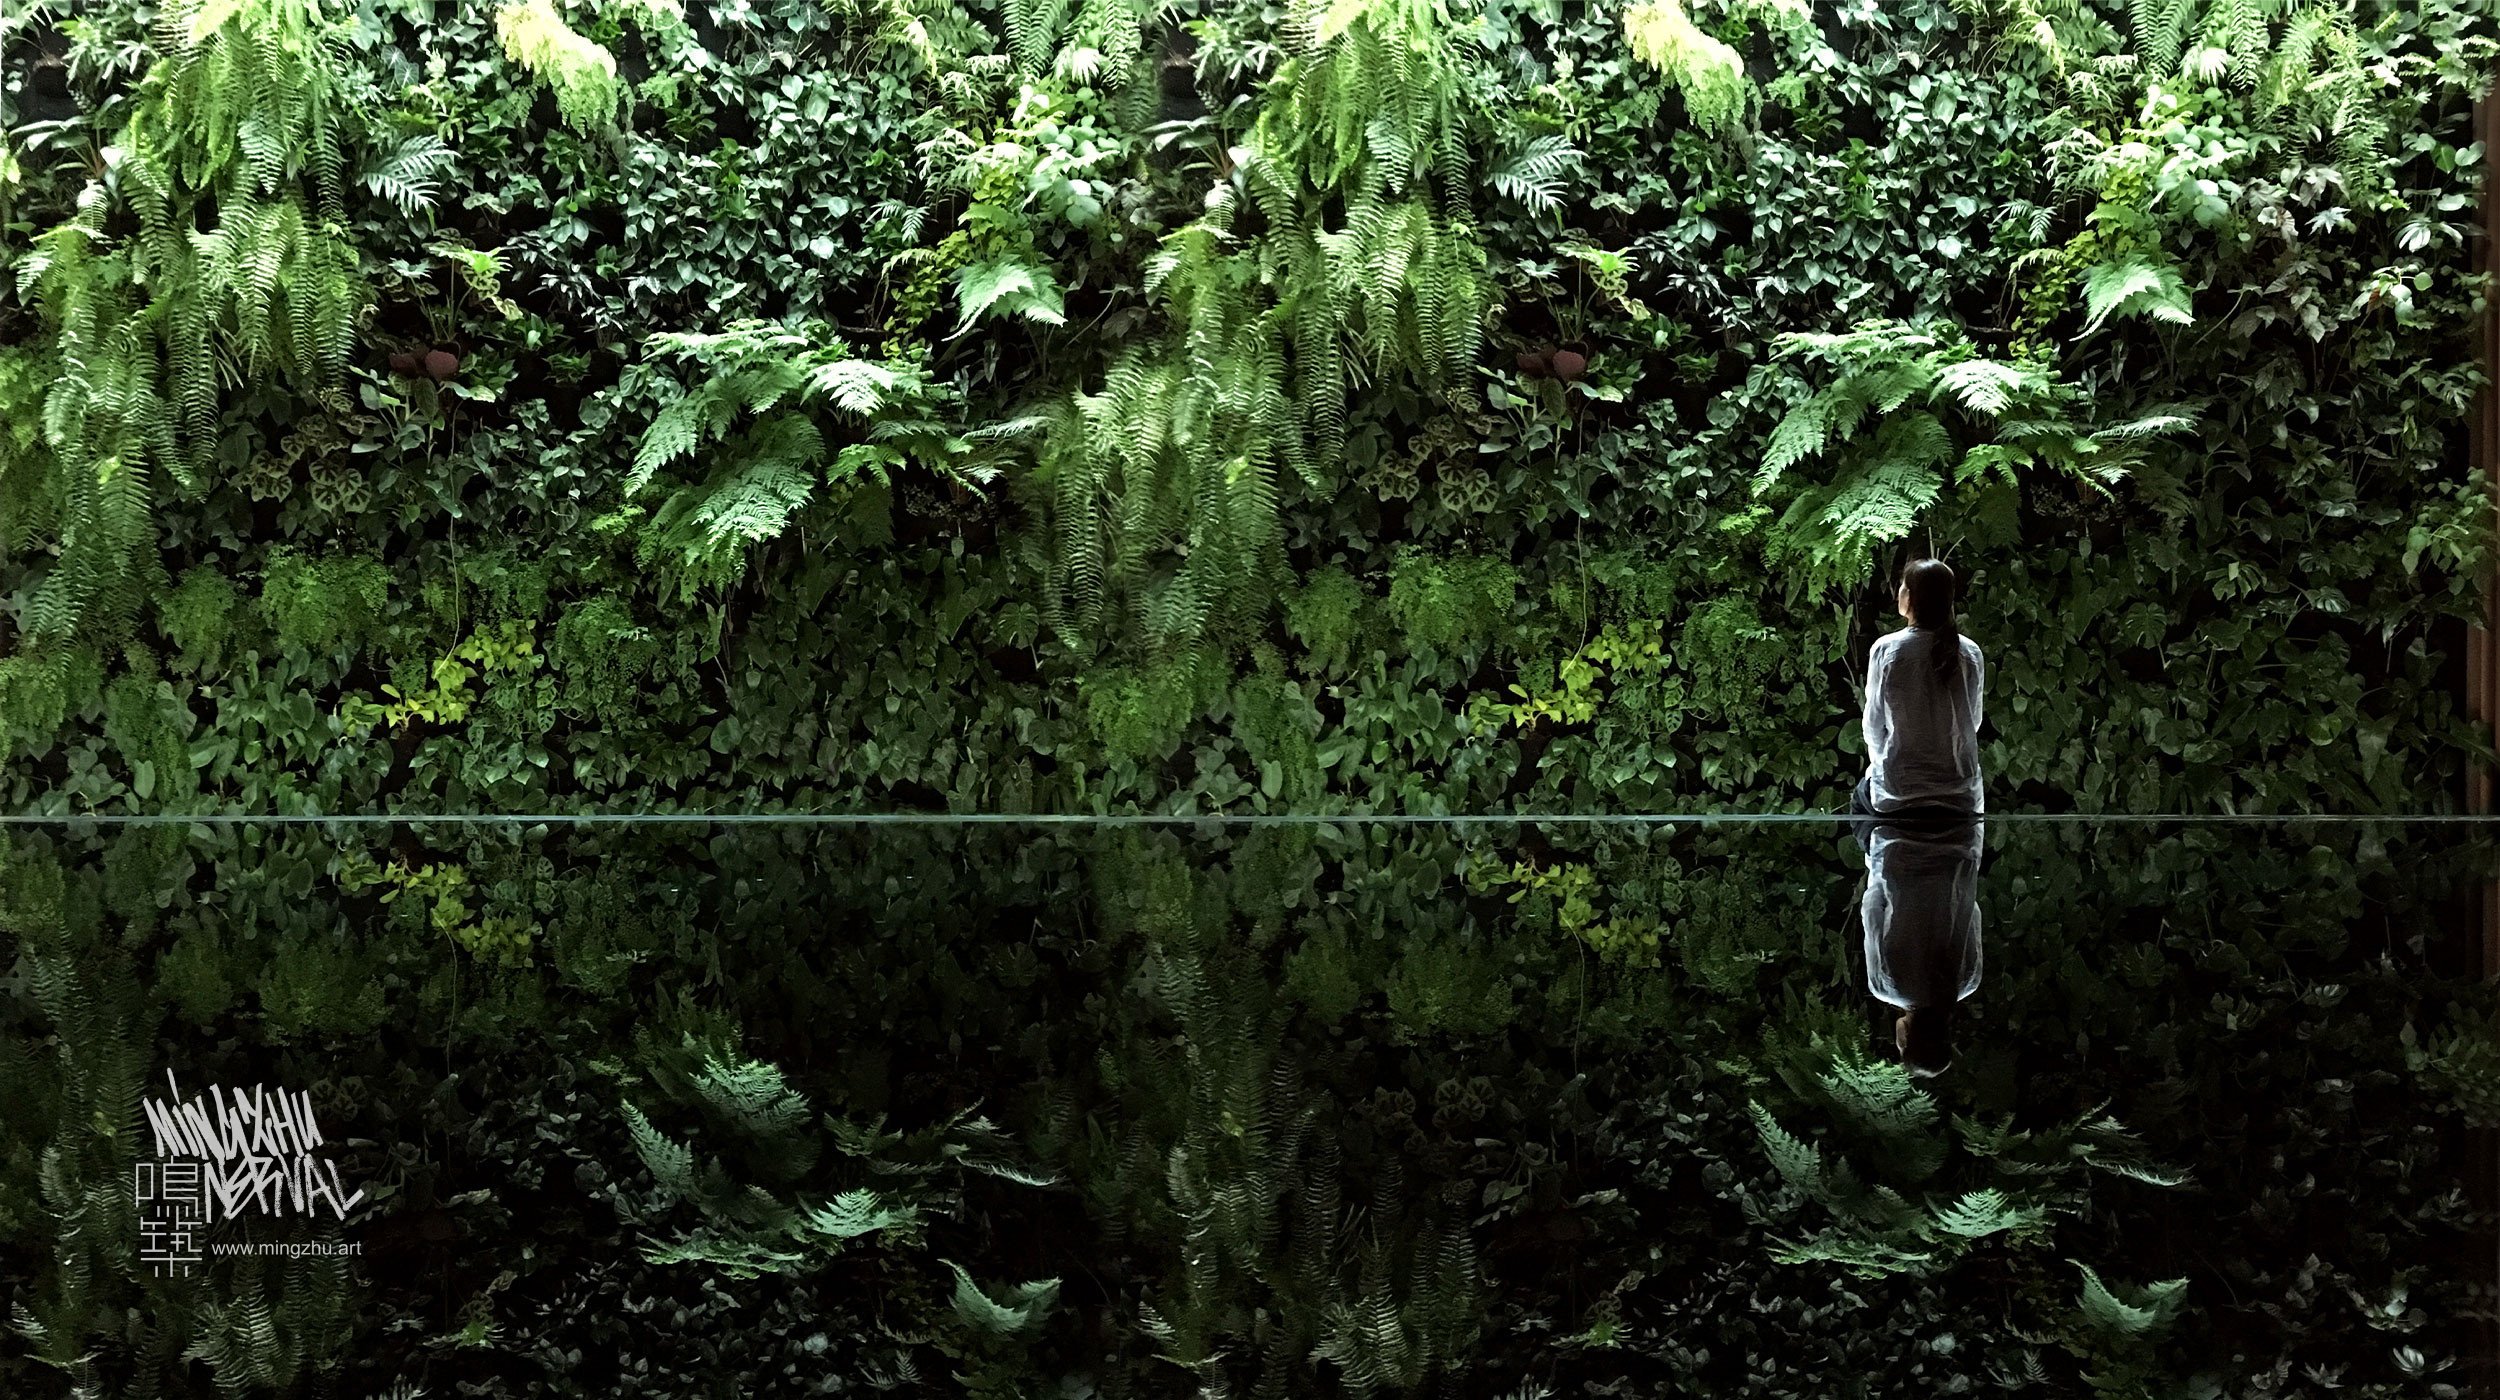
11 0 418 651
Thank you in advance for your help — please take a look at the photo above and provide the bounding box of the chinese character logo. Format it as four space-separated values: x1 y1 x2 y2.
135 1072 366 1277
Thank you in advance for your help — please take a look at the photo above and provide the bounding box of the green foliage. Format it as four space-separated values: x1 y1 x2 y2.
945 1260 1061 1335
5 0 2478 825
623 319 1011 599
549 593 664 719
1469 854 1661 965
11 0 2486 1384
5 814 2497 1394
375 859 540 967
1747 1038 2188 1282
0 648 102 753
620 1032 1051 1283
2073 1261 2186 1337
1623 0 1752 131
1079 645 1230 764
255 549 387 655
0 348 55 552
1044 0 1499 650
1753 319 2194 595
1386 552 1516 656
102 669 196 804
14 0 373 651
1281 566 1366 675
1002 0 1152 86
156 566 240 674
2120 1 2394 196
495 0 628 134
2412 1013 2500 1126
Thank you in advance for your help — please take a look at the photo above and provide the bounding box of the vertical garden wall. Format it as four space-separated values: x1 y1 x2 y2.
11 3 2500 1397
1 0 2493 816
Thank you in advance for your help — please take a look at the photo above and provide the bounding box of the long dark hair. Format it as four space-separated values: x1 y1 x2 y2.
1901 558 1962 687
1902 1002 1956 1078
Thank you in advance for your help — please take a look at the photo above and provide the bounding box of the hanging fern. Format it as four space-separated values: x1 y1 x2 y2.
2119 1 2392 197
1045 0 1492 652
11 0 378 666
2131 0 2199 75
494 0 626 133
999 0 1154 88
1622 0 1752 132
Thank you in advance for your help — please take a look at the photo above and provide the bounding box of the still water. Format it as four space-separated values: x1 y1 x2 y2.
2 817 2495 1398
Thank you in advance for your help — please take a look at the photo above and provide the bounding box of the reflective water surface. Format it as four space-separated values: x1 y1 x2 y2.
3 818 2498 1397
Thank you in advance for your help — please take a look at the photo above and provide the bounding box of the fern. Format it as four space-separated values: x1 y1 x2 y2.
1749 1038 2190 1285
619 1036 1049 1301
2117 1 2391 197
1003 0 1074 73
2079 256 2194 332
945 1261 1062 1335
804 1188 918 1240
1486 133 1584 216
1754 319 2195 595
361 133 457 215
2073 1261 2188 1337
1951 0 2124 74
1046 0 1494 651
13 0 374 658
1623 0 1751 132
622 320 1001 600
2131 0 2197 74
1931 1187 2049 1240
494 0 625 134
997 0 1150 87
690 1051 817 1158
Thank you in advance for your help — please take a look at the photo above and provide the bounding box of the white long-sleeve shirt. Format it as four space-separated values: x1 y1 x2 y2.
1862 627 1985 813
1864 819 1984 1010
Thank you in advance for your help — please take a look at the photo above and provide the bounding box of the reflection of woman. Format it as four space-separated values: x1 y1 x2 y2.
1861 819 1984 1078
1853 558 1985 820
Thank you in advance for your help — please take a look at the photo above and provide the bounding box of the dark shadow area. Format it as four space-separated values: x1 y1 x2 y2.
2 817 2497 1396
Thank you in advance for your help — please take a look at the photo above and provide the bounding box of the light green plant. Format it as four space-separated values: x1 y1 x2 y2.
494 0 627 134
374 859 538 967
1622 0 1751 132
14 0 380 653
1044 0 1493 650
1467 855 1662 966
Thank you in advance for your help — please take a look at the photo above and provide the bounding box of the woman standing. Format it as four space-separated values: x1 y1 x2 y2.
1853 558 1985 821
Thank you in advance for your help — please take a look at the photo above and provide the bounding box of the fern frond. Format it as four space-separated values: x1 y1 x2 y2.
494 0 623 133
362 133 455 215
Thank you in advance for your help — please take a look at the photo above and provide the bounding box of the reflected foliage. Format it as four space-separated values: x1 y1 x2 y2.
2 820 2495 1396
